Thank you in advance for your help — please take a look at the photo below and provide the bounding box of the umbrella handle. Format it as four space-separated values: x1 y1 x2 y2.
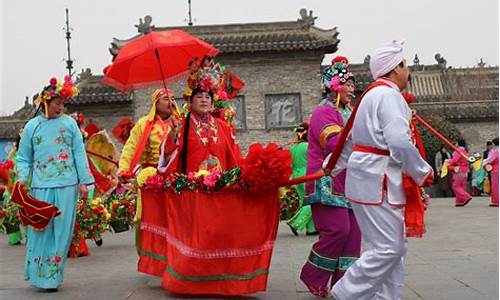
154 48 168 90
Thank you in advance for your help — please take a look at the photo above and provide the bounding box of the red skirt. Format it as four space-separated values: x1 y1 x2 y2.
158 188 280 296
137 188 168 276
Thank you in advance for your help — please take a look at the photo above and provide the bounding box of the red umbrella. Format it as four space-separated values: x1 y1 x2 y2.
102 30 219 92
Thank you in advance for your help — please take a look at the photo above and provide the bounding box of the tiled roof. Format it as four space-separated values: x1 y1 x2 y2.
337 63 499 101
109 11 339 57
69 72 131 105
411 100 499 121
0 120 26 139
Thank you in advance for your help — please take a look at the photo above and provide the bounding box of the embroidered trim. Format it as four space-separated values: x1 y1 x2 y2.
166 265 268 282
319 124 342 149
307 249 338 272
338 256 358 271
141 222 275 259
138 248 167 261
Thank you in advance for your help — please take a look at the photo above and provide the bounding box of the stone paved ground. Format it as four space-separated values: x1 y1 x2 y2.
0 197 497 300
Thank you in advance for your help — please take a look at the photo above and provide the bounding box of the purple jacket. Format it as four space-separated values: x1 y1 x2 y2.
305 101 348 195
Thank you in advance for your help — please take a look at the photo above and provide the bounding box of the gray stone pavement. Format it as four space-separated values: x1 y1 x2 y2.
0 197 497 300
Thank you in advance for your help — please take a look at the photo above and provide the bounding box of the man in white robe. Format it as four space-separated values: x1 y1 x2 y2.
330 40 433 300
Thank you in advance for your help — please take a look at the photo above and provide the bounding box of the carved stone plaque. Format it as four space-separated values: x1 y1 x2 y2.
265 93 302 129
229 96 246 130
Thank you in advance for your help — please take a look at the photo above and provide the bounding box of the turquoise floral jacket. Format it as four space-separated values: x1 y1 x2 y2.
16 115 94 188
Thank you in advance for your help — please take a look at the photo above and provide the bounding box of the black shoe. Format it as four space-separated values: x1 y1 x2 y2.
45 288 58 293
456 198 472 207
288 224 299 236
94 238 103 247
306 231 319 236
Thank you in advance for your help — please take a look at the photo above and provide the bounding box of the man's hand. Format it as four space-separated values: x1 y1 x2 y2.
118 171 133 184
422 170 434 187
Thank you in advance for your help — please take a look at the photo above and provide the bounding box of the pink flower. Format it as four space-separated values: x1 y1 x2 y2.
49 77 58 86
54 255 62 263
55 137 63 144
203 171 221 188
216 90 228 100
59 128 66 133
330 76 343 92
59 152 69 161
47 156 54 162
187 172 197 181
146 175 164 189
199 77 214 92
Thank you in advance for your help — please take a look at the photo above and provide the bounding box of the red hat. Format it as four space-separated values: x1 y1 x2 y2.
331 56 349 65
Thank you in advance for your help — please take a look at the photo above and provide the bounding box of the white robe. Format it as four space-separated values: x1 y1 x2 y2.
329 79 433 300
329 78 432 206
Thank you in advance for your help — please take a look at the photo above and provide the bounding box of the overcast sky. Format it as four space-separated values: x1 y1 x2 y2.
1 0 498 115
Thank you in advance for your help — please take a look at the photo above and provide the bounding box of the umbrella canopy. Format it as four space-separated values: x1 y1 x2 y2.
102 29 219 92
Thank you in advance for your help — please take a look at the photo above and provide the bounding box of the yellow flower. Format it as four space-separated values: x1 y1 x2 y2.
105 213 112 220
137 167 157 187
71 86 80 96
184 87 193 97
278 187 288 198
91 197 102 207
195 169 210 177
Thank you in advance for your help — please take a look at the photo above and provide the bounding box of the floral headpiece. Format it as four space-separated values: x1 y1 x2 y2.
182 56 245 132
34 76 79 118
35 76 79 105
183 57 226 102
322 56 354 91
322 56 354 106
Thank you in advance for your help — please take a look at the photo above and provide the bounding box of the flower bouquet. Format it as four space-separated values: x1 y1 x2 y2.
278 186 300 221
104 183 138 233
2 202 21 234
76 197 110 239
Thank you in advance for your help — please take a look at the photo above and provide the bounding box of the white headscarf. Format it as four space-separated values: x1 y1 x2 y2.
370 40 405 79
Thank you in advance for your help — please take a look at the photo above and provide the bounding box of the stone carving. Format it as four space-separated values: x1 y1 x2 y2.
265 93 301 129
435 53 447 68
298 8 317 27
77 68 93 82
478 58 486 68
413 54 420 66
363 55 371 65
135 15 154 34
229 96 247 130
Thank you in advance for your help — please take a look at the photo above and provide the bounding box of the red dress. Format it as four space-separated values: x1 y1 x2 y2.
141 113 280 296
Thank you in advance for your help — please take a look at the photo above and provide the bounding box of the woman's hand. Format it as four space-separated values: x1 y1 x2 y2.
79 184 89 200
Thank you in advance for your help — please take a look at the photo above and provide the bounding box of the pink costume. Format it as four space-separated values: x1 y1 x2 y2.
448 147 471 206
484 147 498 206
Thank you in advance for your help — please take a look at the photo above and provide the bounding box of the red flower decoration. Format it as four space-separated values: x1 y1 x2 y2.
59 88 72 99
199 76 214 92
402 92 415 104
54 255 62 263
239 143 293 191
49 77 58 86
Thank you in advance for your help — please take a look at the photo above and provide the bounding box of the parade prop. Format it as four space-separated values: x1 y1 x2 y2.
136 143 291 295
10 183 61 231
102 30 219 91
